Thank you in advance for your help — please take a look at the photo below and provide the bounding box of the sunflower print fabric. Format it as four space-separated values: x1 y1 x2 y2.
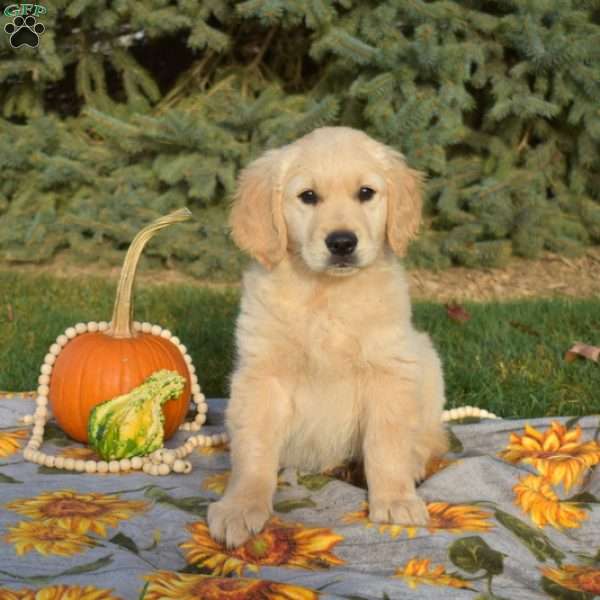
1 396 599 600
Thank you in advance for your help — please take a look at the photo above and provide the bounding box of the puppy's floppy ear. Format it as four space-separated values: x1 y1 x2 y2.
229 148 290 270
382 146 424 257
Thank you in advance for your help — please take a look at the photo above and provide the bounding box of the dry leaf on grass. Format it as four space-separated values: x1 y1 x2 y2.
564 342 600 363
445 302 471 323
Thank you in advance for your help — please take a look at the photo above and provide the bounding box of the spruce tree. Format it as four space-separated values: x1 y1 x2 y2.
1 0 599 278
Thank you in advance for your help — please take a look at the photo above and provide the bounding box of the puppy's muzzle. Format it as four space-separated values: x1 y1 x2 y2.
325 230 358 257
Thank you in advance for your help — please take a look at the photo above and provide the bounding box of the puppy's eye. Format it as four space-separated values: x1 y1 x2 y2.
298 189 319 205
358 186 376 202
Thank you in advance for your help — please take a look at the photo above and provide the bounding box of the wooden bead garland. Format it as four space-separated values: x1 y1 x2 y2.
19 320 228 476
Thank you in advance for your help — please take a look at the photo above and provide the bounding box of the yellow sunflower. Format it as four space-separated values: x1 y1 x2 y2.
142 570 318 600
541 564 600 595
3 520 95 556
499 421 600 491
59 447 100 461
196 443 229 457
0 429 28 458
342 501 492 537
424 456 456 479
342 502 418 539
0 584 122 599
426 502 494 533
180 517 345 576
394 557 471 589
513 474 587 529
4 490 149 537
201 471 288 496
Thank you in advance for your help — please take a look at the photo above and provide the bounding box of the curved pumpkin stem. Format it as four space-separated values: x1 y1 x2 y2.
106 208 193 338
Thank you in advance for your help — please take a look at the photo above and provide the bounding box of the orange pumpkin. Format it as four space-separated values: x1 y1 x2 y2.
49 209 193 443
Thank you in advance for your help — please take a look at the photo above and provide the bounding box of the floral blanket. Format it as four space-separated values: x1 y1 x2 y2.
0 395 599 600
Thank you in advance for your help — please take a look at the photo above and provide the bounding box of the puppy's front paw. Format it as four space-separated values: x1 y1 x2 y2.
207 497 271 549
368 494 429 526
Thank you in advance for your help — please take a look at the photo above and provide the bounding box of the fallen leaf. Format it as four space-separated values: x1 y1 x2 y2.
564 342 600 363
445 302 471 323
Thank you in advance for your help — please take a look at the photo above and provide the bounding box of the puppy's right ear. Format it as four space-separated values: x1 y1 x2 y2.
229 148 289 270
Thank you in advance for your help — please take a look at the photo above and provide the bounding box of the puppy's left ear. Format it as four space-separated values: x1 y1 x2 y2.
382 146 424 257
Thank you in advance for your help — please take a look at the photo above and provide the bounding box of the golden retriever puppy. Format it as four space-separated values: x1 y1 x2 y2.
207 126 448 548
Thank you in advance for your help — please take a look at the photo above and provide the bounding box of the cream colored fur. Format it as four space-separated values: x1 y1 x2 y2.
207 126 448 548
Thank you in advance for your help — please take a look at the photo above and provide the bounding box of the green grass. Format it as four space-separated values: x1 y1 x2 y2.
1 270 599 418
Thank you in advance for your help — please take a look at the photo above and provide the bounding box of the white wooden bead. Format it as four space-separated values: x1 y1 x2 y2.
184 354 193 365
37 385 49 397
218 433 228 444
85 460 97 473
179 423 191 431
36 396 48 407
161 450 175 465
65 327 77 339
170 336 180 346
150 464 160 476
174 448 186 458
465 406 474 417
23 449 33 461
160 329 172 339
75 323 87 334
23 414 34 425
98 321 109 331
188 363 196 374
109 461 120 473
54 456 65 469
56 335 69 346
44 353 56 365
178 344 187 355
158 464 170 476
43 455 55 468
133 321 141 331
151 325 162 336
64 458 75 470
456 407 467 419
142 322 152 333
196 402 208 414
183 461 192 474
32 452 43 464
38 374 50 385
119 458 131 471
32 425 44 437
191 383 200 395
172 460 185 473
184 441 194 453
87 321 99 332
41 364 52 375
97 461 109 474
49 343 61 355
449 408 459 420
35 407 48 419
189 422 201 432
150 450 164 464
190 372 198 385
75 460 86 472
131 457 143 470
142 462 151 473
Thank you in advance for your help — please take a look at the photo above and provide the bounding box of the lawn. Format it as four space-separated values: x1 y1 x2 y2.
1 270 598 419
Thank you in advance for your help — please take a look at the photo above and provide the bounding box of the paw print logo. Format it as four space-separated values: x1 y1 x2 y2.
4 15 45 48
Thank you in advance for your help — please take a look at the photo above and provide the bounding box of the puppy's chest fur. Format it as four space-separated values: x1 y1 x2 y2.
268 280 393 471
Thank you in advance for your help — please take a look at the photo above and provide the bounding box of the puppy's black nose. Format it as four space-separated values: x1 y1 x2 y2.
325 230 358 256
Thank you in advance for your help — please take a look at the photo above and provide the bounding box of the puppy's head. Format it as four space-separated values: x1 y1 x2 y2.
229 127 423 274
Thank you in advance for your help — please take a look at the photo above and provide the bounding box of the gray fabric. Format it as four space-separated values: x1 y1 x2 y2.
0 395 599 599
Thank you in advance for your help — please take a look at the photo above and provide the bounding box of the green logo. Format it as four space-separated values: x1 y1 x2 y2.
4 4 46 48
